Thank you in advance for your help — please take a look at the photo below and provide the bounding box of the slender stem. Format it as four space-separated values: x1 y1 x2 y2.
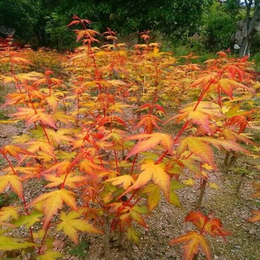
1 152 17 175
130 154 138 175
40 123 51 145
196 179 207 210
125 189 139 205
193 79 215 111
60 152 85 188
38 222 51 254
173 120 190 144
114 150 119 172
155 150 168 164
21 195 34 242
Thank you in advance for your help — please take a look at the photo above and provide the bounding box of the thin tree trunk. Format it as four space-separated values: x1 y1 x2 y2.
239 38 250 57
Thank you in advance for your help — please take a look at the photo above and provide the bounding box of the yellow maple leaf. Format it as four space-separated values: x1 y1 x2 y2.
0 206 19 221
183 179 195 186
170 231 211 260
209 182 219 190
122 160 170 199
30 189 78 229
105 175 134 189
57 211 103 244
44 173 86 189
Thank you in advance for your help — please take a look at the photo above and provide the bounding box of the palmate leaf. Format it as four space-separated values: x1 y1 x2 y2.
30 189 78 229
166 102 224 134
185 211 232 237
204 218 232 237
45 96 58 113
126 133 174 159
170 231 211 260
0 235 36 251
2 144 34 160
190 73 217 88
44 173 86 189
200 137 248 154
129 205 148 228
14 166 42 179
15 211 43 228
27 140 55 158
46 128 74 145
169 180 185 208
127 227 141 244
11 107 57 128
184 211 207 230
42 161 72 176
217 79 255 99
121 160 170 199
135 114 161 134
187 111 211 134
177 137 215 168
0 206 19 221
0 174 23 199
177 136 248 168
142 184 161 211
220 129 254 145
57 211 103 244
105 175 135 189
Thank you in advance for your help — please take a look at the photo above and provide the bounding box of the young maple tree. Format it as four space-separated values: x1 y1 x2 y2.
0 16 259 260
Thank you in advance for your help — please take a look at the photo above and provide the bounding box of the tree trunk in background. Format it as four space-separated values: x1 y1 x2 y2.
239 33 253 57
238 0 260 57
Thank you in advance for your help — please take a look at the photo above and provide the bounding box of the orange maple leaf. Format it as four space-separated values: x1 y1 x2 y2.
42 161 72 176
217 79 254 99
126 133 173 159
11 107 57 128
135 114 161 134
170 231 211 260
0 174 23 199
1 145 33 160
185 211 232 237
166 102 224 135
185 211 207 230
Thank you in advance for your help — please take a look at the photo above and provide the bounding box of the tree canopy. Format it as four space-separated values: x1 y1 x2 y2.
0 0 211 49
1 0 260 56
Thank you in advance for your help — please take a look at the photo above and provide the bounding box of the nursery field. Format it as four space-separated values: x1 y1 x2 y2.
0 21 260 260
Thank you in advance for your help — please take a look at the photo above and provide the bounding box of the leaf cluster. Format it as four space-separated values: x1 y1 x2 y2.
0 21 259 259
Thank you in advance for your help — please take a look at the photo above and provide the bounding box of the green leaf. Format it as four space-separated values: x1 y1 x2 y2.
15 210 43 228
0 235 36 251
169 190 182 208
148 185 161 211
127 227 141 244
